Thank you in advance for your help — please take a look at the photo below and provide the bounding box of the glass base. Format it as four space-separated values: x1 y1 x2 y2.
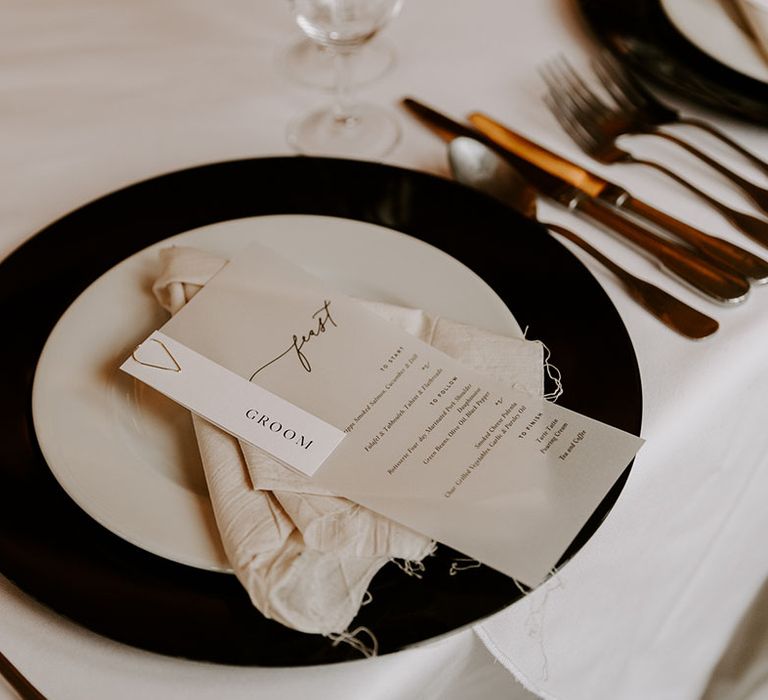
287 102 401 158
278 37 396 91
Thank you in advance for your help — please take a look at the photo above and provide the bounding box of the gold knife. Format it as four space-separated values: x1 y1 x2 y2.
448 135 719 339
402 97 750 304
467 111 768 285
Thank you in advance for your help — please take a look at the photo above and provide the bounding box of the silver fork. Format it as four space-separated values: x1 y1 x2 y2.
541 56 768 216
593 52 768 178
541 58 768 248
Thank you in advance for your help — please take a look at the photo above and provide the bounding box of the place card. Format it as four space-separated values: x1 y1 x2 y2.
121 242 643 586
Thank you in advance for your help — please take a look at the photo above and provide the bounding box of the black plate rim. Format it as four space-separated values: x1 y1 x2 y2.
0 154 642 665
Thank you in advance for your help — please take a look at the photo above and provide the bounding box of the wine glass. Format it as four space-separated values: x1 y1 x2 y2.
279 35 396 91
286 0 404 158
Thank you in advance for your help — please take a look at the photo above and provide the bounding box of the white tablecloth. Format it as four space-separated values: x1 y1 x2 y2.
3 1 768 698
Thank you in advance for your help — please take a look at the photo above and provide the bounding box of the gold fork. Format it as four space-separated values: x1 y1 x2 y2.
540 56 768 248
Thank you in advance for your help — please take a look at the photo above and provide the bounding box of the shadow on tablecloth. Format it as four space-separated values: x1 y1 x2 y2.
702 576 768 700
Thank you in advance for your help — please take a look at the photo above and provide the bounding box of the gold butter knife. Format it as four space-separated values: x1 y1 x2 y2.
467 111 768 285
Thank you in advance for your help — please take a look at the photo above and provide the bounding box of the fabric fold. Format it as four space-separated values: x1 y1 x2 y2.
152 245 544 636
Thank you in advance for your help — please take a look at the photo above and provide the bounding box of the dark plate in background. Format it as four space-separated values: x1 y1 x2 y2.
0 156 642 665
577 0 768 122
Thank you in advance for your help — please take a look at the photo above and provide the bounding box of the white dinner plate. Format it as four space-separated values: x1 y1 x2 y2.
661 0 768 82
31 215 522 572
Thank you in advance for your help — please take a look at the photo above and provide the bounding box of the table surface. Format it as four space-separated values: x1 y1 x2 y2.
3 1 768 699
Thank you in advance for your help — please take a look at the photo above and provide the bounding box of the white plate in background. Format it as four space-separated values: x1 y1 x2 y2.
661 0 768 82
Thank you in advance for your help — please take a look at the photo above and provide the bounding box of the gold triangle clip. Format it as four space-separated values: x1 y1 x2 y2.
131 338 182 373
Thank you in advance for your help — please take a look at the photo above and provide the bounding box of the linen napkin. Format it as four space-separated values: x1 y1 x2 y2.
151 245 546 638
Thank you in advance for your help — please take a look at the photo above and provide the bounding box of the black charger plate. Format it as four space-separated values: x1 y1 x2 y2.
0 156 641 665
577 0 768 122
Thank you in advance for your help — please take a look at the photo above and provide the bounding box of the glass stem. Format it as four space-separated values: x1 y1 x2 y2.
332 48 356 125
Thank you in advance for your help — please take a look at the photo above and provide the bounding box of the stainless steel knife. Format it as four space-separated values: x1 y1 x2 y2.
402 97 750 304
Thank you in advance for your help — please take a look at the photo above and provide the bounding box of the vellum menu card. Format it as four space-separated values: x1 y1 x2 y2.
122 243 643 586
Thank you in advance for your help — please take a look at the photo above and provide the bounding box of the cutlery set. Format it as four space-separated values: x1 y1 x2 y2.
447 137 719 340
466 112 768 284
540 56 768 245
402 58 768 339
